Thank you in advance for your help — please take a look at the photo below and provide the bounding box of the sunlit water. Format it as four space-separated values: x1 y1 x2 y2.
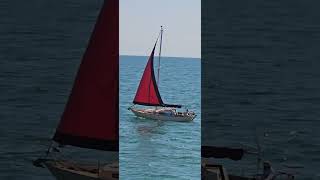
120 56 201 179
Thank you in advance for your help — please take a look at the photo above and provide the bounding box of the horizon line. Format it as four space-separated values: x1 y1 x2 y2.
120 54 201 59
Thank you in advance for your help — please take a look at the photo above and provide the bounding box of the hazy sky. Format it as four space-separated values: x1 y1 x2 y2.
120 0 201 58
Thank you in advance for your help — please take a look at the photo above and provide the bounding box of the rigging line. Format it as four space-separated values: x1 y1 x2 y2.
157 26 163 86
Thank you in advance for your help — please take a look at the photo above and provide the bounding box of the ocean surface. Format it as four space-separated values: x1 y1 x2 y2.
120 56 201 179
203 0 320 179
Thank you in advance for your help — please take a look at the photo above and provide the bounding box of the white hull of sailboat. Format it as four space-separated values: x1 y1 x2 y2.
44 160 118 180
130 108 196 122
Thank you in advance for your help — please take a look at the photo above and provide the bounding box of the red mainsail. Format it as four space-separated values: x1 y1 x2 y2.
133 41 182 108
133 44 164 106
53 0 118 151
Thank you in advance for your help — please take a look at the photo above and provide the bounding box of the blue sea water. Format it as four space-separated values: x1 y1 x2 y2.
120 56 201 179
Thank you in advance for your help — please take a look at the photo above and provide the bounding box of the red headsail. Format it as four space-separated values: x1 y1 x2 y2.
133 44 164 106
53 0 119 151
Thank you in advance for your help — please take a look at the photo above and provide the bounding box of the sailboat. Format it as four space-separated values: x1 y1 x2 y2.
201 146 296 180
33 0 119 179
128 26 196 122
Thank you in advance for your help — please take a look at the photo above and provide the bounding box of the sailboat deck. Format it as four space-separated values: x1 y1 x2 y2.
131 107 196 122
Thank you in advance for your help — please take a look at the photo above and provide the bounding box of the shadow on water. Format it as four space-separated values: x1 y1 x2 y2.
134 118 165 136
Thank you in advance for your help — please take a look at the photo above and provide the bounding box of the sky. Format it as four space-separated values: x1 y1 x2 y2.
120 0 201 58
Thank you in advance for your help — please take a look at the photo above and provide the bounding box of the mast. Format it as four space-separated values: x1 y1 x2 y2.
132 26 182 109
157 26 163 86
